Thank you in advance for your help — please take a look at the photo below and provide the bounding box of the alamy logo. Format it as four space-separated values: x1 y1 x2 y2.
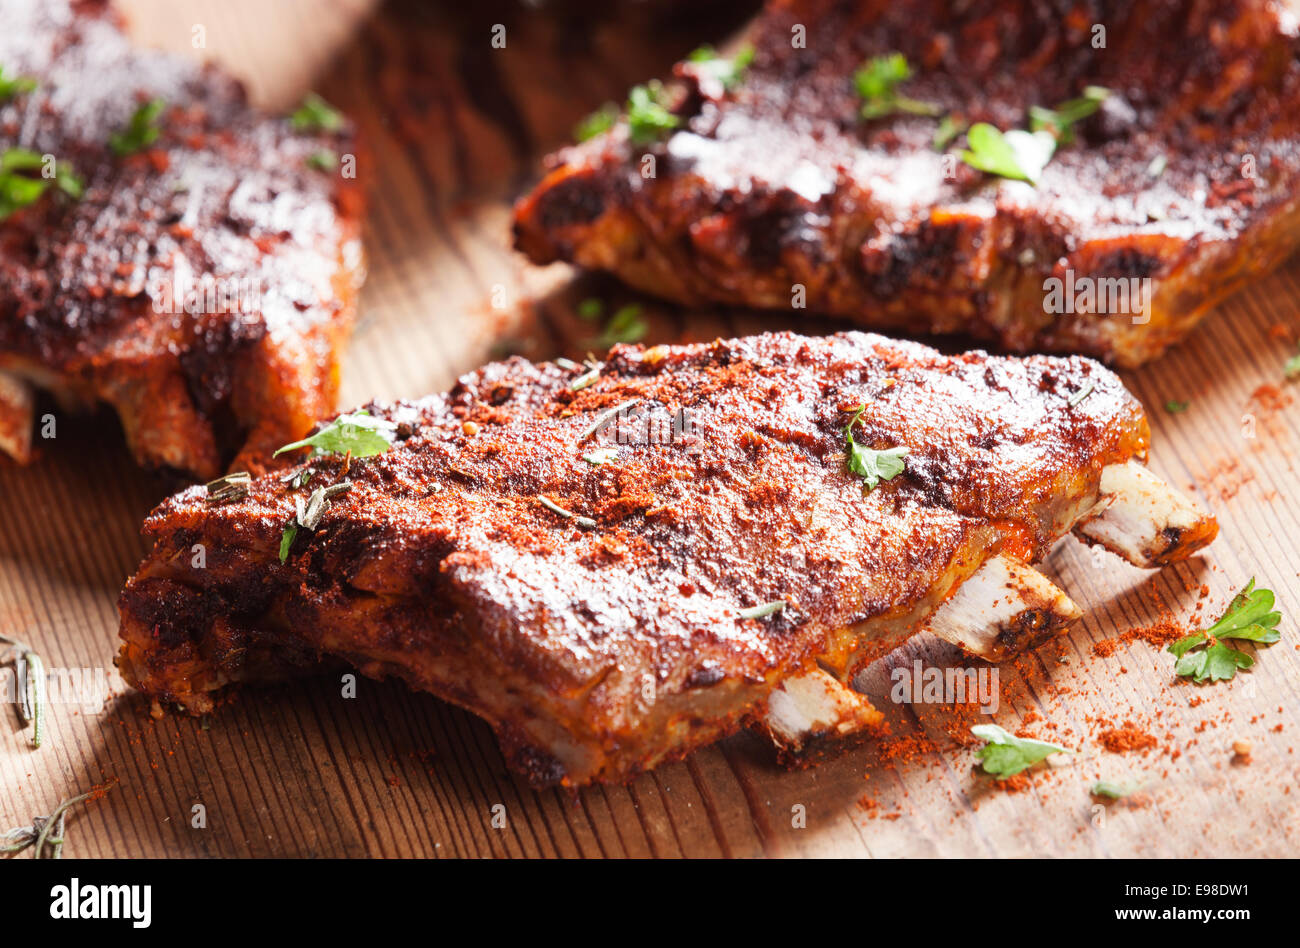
149 271 262 316
1 662 108 712
49 878 151 928
1043 269 1151 324
889 660 999 713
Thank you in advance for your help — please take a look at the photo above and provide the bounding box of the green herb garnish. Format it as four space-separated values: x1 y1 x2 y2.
688 43 755 90
0 148 82 220
273 410 397 459
1164 399 1190 414
972 724 1068 778
278 524 298 562
576 298 604 320
110 99 166 156
1091 780 1139 799
574 103 618 142
960 123 1056 184
1285 351 1300 380
626 82 679 144
932 114 967 151
739 600 786 620
597 303 648 347
289 92 344 133
1029 86 1109 144
854 53 940 120
844 405 908 492
0 66 37 102
1168 579 1282 683
306 149 337 171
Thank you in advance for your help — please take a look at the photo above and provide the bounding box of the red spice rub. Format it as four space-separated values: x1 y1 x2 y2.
1099 721 1160 753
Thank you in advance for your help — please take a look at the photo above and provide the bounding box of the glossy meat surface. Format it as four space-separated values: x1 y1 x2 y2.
118 331 1175 785
0 0 364 478
514 0 1300 366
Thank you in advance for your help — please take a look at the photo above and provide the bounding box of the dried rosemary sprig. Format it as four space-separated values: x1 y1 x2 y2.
579 399 640 442
204 471 251 505
539 496 597 529
280 467 314 490
739 600 786 620
2 779 118 858
0 634 44 748
280 481 352 561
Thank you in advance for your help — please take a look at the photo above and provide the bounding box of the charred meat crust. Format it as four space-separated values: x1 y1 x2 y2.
513 0 1300 366
0 0 364 478
117 331 1168 786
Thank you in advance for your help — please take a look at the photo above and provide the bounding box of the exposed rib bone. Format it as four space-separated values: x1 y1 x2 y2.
758 666 882 761
925 554 1082 662
755 462 1214 762
1074 460 1218 567
0 371 34 463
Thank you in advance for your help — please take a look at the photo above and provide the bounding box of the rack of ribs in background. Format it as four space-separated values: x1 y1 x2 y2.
118 331 1216 786
514 0 1300 367
0 0 364 479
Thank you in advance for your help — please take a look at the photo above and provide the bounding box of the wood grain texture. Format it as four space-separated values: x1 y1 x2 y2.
1 0 1297 858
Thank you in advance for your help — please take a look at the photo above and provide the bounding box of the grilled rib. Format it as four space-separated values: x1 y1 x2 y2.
117 331 1216 786
0 0 364 478
513 0 1300 367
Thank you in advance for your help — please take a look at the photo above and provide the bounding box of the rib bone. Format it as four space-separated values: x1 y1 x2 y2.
757 666 883 761
755 553 1078 756
755 461 1214 762
1074 460 1218 567
925 554 1082 662
0 371 34 464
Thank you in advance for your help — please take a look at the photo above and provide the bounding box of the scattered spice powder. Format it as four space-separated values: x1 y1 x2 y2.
1092 613 1188 657
1099 721 1160 754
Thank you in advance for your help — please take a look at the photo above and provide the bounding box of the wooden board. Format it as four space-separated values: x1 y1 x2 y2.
2 0 1298 859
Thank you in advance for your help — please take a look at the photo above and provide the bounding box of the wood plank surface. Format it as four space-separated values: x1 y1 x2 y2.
1 0 1297 858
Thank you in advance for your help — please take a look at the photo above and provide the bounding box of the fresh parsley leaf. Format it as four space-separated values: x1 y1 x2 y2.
574 103 617 142
960 123 1056 184
273 410 397 459
1091 780 1138 799
0 147 82 221
854 52 940 120
290 93 343 133
972 724 1068 778
54 163 83 199
306 149 337 171
1173 640 1254 683
1029 86 1109 144
932 114 966 151
1164 399 1190 414
688 44 755 90
597 303 648 347
0 66 36 102
110 99 166 156
278 524 298 563
844 405 908 492
576 298 604 320
1285 351 1300 380
626 82 679 144
1203 578 1282 644
1168 579 1282 683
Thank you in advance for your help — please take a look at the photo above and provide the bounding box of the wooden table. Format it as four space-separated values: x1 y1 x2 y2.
2 0 1297 858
